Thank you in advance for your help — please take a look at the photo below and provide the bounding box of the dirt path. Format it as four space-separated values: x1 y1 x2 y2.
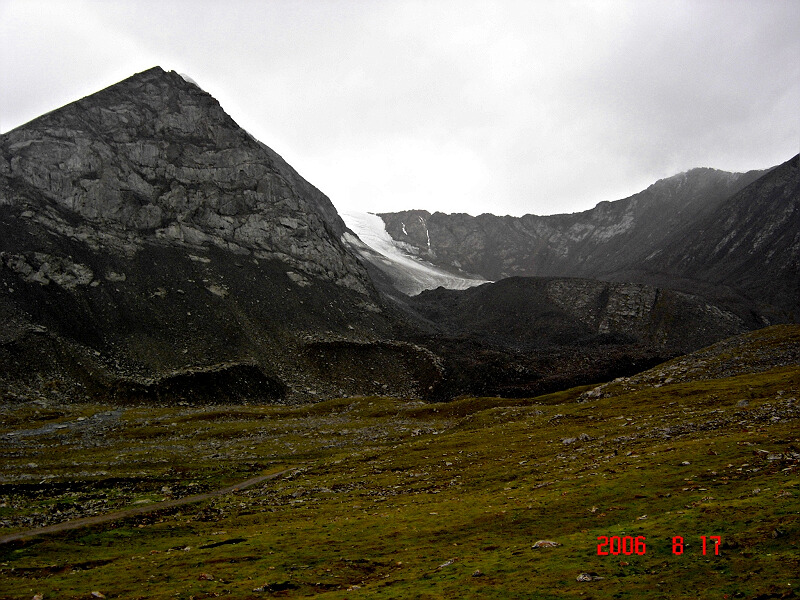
0 468 296 545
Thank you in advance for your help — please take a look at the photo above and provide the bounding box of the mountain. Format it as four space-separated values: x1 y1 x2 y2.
1 68 796 600
378 167 767 282
376 161 800 319
636 154 800 318
0 67 786 404
0 67 441 402
373 160 799 397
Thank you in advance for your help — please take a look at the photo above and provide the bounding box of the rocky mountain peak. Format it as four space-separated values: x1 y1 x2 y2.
643 166 760 204
2 68 453 403
0 66 366 292
6 67 234 154
10 67 231 142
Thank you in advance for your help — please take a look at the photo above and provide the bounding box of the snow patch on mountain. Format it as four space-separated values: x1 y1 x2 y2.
340 210 488 296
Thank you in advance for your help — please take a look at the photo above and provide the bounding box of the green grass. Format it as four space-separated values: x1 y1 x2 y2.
0 328 798 599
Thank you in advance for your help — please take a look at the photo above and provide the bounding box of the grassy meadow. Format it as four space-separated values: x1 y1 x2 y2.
0 326 798 599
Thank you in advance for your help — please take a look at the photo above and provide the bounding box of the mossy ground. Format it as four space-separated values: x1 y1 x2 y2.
1 329 798 599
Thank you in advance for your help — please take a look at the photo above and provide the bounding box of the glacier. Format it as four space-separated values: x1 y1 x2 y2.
340 210 488 296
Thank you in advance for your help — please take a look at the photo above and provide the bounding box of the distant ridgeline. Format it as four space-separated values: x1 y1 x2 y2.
1 67 797 402
379 156 799 319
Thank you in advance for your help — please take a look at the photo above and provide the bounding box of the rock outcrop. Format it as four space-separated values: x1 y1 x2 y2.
0 67 366 293
406 275 750 353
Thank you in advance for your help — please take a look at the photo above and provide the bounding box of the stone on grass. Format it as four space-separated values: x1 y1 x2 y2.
532 540 560 548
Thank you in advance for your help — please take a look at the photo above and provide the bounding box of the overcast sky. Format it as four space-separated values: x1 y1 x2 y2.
2 0 798 216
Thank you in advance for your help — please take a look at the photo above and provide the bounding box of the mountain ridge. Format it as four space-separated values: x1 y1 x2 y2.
1 67 794 403
638 154 800 316
378 165 769 282
377 158 799 323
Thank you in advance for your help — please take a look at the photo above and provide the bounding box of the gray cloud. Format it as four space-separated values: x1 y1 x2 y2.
2 0 798 216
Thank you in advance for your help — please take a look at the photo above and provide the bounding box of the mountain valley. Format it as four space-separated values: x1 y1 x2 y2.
5 68 795 405
0 67 798 599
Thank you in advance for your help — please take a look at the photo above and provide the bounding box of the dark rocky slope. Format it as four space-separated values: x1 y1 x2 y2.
635 154 800 318
0 67 439 402
397 275 755 398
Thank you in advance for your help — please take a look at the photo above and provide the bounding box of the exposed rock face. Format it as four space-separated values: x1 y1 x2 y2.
379 167 766 283
0 67 366 293
2 252 95 290
0 67 443 402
